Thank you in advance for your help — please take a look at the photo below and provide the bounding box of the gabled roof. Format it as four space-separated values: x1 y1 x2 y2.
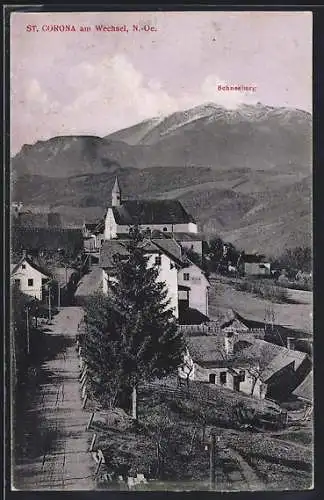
236 339 308 382
11 254 52 278
111 200 196 225
100 240 130 268
186 334 308 377
152 238 183 264
100 238 186 269
75 266 102 297
243 254 267 264
292 370 313 402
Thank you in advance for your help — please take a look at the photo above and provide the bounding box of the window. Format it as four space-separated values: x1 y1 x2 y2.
163 227 168 232
183 273 190 281
239 370 245 382
22 264 26 269
209 374 216 384
220 371 227 384
155 255 162 266
28 278 33 287
14 279 21 288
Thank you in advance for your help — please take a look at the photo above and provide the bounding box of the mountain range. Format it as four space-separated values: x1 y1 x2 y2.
11 102 312 256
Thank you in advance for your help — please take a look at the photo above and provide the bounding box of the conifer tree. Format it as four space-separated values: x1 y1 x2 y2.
83 292 127 408
84 226 185 417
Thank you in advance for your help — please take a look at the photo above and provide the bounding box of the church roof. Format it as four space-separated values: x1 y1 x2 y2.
111 200 196 226
112 176 121 193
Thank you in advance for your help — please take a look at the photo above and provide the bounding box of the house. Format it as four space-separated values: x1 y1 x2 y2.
82 222 104 252
100 233 210 321
178 261 210 317
220 309 265 337
179 332 311 401
11 251 52 300
100 238 183 318
104 177 198 240
238 253 271 276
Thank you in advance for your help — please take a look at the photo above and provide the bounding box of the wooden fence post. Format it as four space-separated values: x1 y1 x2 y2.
209 433 216 490
86 412 95 431
95 456 103 477
81 376 88 390
89 432 97 452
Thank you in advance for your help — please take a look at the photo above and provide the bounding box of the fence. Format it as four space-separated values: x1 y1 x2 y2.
178 324 265 338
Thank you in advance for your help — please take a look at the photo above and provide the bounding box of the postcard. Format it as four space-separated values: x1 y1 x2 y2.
9 10 313 492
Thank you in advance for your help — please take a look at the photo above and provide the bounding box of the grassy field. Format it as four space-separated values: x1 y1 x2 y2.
208 275 312 335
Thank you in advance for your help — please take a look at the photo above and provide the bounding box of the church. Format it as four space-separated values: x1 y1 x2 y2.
91 177 210 321
104 177 198 240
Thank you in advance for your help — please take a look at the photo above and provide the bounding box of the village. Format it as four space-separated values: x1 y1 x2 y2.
11 176 313 491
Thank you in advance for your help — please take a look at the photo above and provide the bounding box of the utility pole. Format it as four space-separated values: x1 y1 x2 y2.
48 286 52 321
26 306 30 355
209 432 216 490
58 283 60 308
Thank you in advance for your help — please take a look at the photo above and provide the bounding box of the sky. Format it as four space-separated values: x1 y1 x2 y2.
10 11 312 155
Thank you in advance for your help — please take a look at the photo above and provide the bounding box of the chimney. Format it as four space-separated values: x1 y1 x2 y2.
287 337 295 350
224 331 235 356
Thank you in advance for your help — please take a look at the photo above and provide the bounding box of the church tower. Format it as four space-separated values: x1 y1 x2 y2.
112 176 121 207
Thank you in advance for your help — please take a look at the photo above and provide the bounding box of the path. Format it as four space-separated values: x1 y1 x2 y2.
13 307 96 491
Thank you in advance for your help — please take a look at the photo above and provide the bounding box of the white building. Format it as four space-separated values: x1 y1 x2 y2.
100 238 183 318
100 234 210 321
11 251 51 300
104 177 198 240
179 333 310 401
178 261 210 317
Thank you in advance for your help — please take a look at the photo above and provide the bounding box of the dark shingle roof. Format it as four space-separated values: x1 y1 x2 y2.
11 254 52 278
100 238 185 269
243 254 267 263
186 335 308 378
112 200 196 225
100 240 132 269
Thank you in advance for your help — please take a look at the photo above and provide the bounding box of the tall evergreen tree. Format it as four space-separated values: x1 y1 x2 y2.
83 292 128 408
84 226 185 417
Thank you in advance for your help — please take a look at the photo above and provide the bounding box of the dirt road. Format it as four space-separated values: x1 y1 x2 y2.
13 307 96 491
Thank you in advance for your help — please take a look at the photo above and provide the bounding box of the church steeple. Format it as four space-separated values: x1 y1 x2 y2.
112 176 121 207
